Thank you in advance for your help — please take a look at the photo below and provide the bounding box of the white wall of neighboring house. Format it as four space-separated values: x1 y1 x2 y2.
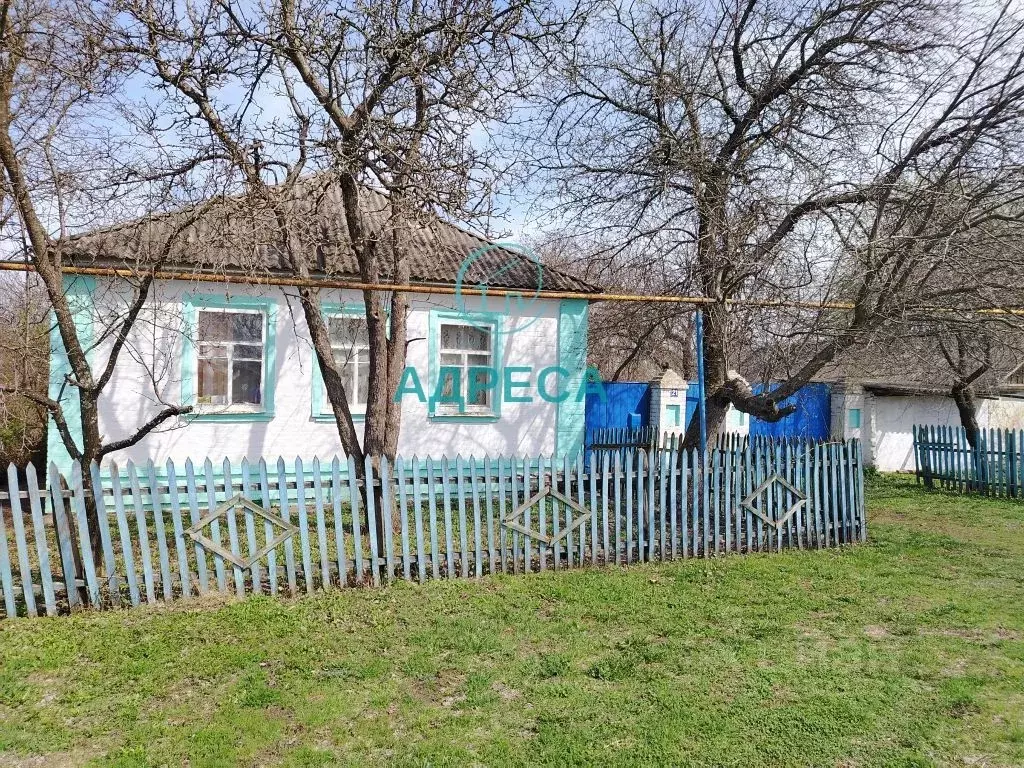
831 384 1024 471
49 277 590 471
868 395 959 472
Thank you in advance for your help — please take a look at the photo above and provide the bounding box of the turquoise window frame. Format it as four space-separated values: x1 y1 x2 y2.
848 408 862 429
181 293 278 423
427 309 504 423
311 302 370 423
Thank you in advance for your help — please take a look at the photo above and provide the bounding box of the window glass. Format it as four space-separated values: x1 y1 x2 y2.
197 309 264 408
328 315 371 408
438 322 494 412
848 408 862 429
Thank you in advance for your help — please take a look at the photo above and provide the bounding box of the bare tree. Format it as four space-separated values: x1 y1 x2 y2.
531 231 697 380
0 271 49 468
0 0 230 554
932 317 1024 446
527 0 1024 446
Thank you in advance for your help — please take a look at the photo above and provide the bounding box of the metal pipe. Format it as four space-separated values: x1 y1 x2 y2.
0 260 705 304
2 260 1023 315
695 309 708 460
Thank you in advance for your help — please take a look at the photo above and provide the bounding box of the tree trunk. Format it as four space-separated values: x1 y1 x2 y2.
952 382 981 448
78 393 106 561
681 301 731 449
361 290 393 459
80 468 105 572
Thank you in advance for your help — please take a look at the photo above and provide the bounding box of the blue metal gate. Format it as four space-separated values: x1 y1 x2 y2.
749 382 832 441
585 383 651 451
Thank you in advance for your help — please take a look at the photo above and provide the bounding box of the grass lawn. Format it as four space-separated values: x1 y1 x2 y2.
0 475 1022 767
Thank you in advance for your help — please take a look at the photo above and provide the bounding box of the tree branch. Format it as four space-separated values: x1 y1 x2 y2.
96 405 192 458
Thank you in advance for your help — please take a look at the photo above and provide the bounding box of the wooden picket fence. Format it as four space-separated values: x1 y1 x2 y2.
586 425 660 451
0 439 866 620
914 424 1024 497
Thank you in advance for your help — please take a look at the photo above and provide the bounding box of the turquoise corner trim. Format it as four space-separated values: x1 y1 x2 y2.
181 293 278 423
47 275 96 477
555 299 589 459
426 309 504 422
311 302 368 423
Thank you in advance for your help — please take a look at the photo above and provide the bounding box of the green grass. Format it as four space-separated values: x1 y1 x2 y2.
1 475 1022 767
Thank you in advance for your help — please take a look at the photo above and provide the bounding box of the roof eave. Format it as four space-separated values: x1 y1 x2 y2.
56 258 606 299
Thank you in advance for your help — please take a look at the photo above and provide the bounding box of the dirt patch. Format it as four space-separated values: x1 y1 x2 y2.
408 668 466 708
0 749 96 767
491 681 520 702
24 673 63 709
929 628 1022 642
942 658 969 677
863 625 890 639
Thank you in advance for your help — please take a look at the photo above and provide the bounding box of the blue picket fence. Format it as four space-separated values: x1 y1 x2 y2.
913 425 1024 497
0 439 866 619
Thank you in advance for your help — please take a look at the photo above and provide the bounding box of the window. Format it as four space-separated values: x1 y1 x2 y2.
727 408 746 427
437 322 494 415
848 408 862 429
666 404 681 427
327 315 370 411
427 310 503 421
196 309 265 411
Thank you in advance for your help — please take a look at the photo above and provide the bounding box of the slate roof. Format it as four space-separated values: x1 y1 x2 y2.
815 335 1024 397
64 179 599 294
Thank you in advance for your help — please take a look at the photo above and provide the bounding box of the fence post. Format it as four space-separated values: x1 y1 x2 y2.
921 426 934 489
917 423 925 483
1009 430 1017 498
48 463 82 609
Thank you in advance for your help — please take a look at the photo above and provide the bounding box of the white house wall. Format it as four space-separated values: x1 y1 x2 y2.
841 392 1024 472
868 395 957 472
52 278 580 470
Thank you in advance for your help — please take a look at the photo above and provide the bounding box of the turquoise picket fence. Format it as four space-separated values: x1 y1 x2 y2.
0 438 866 619
914 424 1024 497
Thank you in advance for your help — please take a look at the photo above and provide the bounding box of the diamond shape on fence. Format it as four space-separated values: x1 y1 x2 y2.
186 494 298 569
502 485 590 547
741 474 807 530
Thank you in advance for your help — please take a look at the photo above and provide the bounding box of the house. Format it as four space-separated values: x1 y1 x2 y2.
829 379 1024 471
823 342 1024 471
47 182 602 475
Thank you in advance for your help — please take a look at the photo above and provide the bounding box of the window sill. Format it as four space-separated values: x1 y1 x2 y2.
429 413 500 424
186 410 275 423
311 413 366 423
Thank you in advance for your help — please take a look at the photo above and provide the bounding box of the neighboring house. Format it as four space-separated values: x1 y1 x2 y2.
47 183 602 475
607 363 1024 472
830 379 1024 472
